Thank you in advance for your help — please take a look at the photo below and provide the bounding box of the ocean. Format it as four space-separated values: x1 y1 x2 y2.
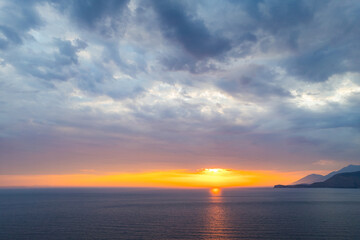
1 188 360 239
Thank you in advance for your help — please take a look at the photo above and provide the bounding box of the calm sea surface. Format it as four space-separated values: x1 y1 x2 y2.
1 188 360 239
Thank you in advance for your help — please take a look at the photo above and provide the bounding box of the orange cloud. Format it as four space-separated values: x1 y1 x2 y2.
0 168 309 188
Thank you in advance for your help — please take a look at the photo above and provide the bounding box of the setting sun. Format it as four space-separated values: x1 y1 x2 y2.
210 187 221 195
203 168 226 174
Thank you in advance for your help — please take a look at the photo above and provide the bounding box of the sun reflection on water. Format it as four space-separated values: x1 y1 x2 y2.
210 187 221 195
205 187 229 238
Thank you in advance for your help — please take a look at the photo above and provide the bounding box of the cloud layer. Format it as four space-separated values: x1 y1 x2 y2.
1 0 359 174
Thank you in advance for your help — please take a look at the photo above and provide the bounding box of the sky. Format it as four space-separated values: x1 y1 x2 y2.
0 0 360 187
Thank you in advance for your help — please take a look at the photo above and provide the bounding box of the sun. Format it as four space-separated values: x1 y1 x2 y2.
203 168 227 174
210 187 221 195
201 168 226 194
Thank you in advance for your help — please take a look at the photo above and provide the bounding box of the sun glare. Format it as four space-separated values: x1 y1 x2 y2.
203 168 227 174
210 187 221 195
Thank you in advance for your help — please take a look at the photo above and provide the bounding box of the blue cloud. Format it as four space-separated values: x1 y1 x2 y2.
0 0 42 49
51 0 130 37
151 0 231 59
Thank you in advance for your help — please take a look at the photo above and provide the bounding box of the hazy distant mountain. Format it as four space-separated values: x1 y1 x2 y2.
323 164 360 180
275 171 360 188
293 174 324 185
292 164 360 184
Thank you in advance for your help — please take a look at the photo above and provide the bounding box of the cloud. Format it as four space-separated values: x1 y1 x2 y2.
0 0 43 49
147 0 232 73
151 0 231 59
53 38 88 66
1 0 360 175
2 38 87 82
240 0 314 32
313 159 338 166
51 0 130 38
216 64 291 99
0 25 23 49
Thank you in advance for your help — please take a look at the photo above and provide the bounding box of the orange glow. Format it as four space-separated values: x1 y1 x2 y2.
203 168 225 174
0 168 311 188
210 187 221 195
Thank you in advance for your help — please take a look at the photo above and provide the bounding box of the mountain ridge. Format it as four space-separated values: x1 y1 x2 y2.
292 164 360 184
275 171 360 188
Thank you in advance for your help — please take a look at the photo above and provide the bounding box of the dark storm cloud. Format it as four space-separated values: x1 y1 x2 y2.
214 0 360 83
230 0 360 82
240 0 314 31
147 0 232 73
151 0 231 59
51 0 130 38
225 0 316 52
146 0 324 77
287 11 360 82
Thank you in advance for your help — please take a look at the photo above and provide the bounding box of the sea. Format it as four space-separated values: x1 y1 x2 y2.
1 188 360 239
